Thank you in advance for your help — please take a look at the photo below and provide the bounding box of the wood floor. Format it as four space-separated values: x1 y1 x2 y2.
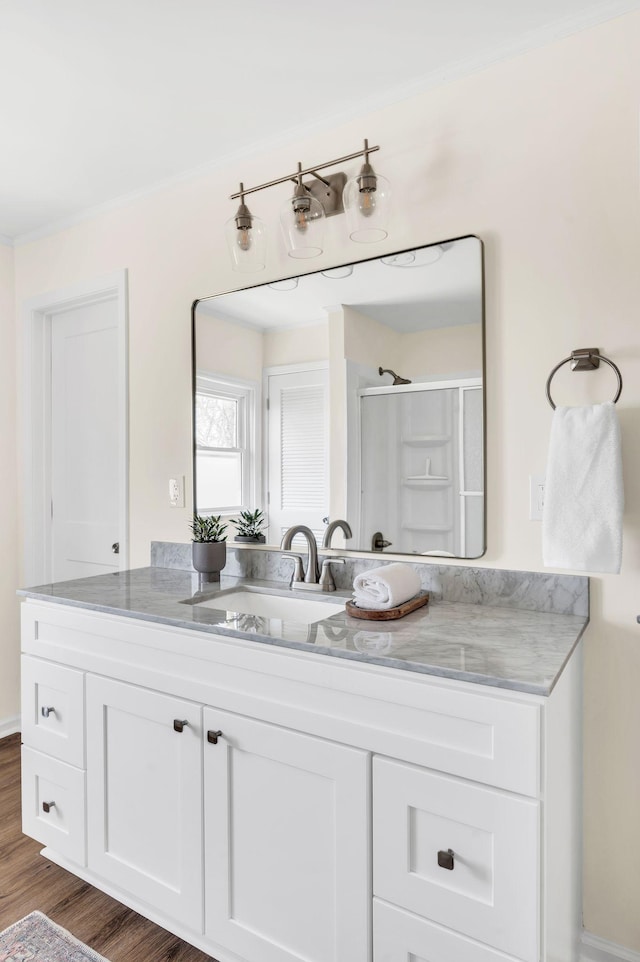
0 733 216 961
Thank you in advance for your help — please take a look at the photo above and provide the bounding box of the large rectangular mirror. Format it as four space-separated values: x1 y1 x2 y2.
192 235 485 558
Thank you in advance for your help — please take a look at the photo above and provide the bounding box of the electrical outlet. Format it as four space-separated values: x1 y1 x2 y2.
169 477 185 508
529 474 545 521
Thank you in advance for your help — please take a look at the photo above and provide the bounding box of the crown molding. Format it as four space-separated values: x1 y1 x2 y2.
11 0 639 248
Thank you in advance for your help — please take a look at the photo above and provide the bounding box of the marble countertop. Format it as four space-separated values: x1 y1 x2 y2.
18 566 589 696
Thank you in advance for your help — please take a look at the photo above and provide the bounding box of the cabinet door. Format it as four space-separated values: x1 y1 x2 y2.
86 676 203 932
203 708 370 962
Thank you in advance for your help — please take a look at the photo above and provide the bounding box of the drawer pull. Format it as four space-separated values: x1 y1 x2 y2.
173 719 189 733
437 848 455 870
207 730 223 745
41 706 55 718
42 801 56 813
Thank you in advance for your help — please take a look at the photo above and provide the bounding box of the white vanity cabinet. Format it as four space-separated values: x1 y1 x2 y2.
20 599 583 962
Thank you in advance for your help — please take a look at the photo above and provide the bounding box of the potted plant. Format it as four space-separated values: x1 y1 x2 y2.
232 508 267 544
189 514 228 581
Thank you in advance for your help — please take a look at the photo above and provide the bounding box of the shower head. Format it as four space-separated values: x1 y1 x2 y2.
378 366 412 386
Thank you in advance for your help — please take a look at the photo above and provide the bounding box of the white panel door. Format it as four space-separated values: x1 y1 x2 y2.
204 708 370 962
86 676 203 932
266 367 329 545
51 298 120 580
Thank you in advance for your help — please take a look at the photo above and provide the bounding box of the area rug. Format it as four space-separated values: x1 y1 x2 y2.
0 911 110 962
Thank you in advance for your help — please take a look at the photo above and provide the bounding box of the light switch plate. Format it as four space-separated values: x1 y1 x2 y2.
529 474 545 521
169 477 185 508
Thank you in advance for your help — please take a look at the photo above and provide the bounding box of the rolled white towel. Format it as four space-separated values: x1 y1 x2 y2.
353 563 422 610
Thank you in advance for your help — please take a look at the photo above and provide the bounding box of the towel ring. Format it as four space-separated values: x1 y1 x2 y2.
546 348 623 410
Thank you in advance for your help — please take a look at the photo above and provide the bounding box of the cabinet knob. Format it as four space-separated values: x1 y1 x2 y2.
41 706 55 718
437 848 455 870
207 730 223 745
42 801 56 813
173 719 189 733
112 542 120 554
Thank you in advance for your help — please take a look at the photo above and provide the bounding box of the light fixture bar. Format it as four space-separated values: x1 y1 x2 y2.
229 144 380 200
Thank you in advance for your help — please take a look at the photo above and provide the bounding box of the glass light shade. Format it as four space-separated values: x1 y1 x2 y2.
225 213 266 273
383 245 444 268
321 265 354 279
381 251 415 267
268 277 299 291
279 194 325 259
343 170 391 243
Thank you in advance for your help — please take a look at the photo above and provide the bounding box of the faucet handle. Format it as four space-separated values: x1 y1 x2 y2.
319 557 346 592
282 553 305 585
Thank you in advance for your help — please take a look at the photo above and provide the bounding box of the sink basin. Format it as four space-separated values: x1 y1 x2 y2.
192 588 345 626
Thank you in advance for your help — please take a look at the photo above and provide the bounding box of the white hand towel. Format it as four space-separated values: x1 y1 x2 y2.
353 563 421 610
542 402 623 573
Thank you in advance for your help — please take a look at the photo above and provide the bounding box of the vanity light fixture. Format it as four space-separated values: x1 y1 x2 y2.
343 139 391 243
225 140 390 271
224 183 267 273
280 163 326 259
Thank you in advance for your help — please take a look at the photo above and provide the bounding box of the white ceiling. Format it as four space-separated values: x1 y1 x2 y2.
1 0 638 243
198 236 482 331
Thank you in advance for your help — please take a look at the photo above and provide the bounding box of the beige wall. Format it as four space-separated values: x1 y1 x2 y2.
195 311 263 382
399 323 482 380
0 245 18 725
196 312 328 378
341 304 482 381
342 305 400 370
6 11 640 948
262 322 328 368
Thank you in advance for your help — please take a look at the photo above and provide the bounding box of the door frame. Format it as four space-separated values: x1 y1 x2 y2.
22 270 129 585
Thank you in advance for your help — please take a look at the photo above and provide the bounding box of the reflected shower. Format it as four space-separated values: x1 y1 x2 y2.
378 366 412 385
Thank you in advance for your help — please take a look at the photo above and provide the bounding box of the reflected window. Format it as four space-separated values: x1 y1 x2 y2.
195 374 256 513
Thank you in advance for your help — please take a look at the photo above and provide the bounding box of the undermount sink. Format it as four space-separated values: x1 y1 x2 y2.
192 588 345 626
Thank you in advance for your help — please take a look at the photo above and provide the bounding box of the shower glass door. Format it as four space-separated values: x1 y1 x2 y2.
358 380 483 556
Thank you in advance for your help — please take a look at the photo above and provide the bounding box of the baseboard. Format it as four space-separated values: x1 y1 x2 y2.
582 931 640 962
0 716 20 739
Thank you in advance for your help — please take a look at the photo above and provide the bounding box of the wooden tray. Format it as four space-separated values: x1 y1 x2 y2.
345 590 430 621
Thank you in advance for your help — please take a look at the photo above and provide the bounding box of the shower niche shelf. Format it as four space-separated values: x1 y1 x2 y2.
401 435 450 447
402 479 450 488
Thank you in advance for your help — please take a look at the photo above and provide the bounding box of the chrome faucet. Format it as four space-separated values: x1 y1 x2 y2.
322 519 353 548
280 525 320 589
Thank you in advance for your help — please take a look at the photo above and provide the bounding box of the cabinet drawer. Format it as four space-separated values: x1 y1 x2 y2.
22 747 86 866
373 757 538 962
21 656 84 766
374 899 523 962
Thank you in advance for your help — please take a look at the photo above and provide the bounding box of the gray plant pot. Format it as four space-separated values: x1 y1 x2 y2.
192 541 227 582
234 534 266 544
